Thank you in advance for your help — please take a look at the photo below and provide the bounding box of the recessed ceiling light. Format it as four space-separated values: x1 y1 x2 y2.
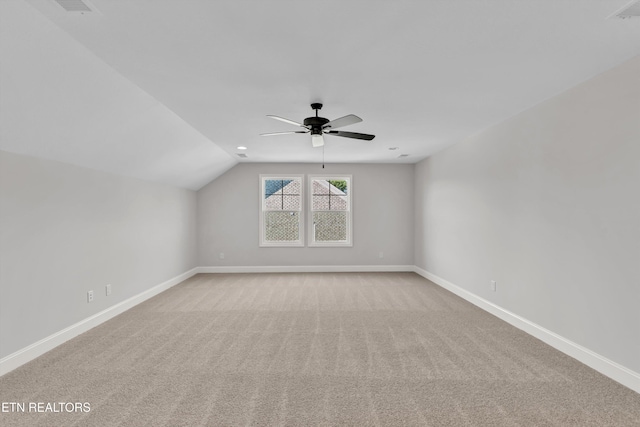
237 146 247 150
388 147 399 150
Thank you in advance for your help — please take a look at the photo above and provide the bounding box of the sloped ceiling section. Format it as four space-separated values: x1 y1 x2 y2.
0 0 236 190
1 0 640 190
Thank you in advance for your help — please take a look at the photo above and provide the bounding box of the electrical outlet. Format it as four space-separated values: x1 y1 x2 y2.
87 290 94 303
490 280 497 292
106 284 111 296
219 252 225 260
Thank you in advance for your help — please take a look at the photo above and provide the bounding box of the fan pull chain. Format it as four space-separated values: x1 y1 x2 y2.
322 144 325 168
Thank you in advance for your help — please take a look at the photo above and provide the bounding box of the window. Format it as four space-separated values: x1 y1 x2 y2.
309 175 352 246
259 175 304 246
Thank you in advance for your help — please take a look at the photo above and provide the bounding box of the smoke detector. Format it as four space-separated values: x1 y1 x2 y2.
608 0 640 19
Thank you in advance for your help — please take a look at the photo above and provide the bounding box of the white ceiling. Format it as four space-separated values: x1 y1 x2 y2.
1 0 639 189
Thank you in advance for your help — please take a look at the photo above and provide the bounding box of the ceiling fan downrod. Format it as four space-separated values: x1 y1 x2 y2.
311 103 322 117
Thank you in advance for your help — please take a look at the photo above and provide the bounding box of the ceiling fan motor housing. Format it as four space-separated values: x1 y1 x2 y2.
304 116 330 134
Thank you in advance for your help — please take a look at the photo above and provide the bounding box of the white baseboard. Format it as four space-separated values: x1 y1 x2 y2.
197 265 415 273
4 265 638 395
0 267 199 377
413 266 640 395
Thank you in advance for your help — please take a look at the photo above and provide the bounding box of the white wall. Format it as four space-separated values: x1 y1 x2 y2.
198 163 414 267
0 150 198 359
414 56 640 373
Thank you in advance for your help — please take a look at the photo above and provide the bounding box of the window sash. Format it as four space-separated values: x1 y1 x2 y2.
259 175 304 247
308 176 352 247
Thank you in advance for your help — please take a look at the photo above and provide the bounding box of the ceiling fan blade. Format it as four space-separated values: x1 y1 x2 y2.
323 114 362 130
266 115 305 128
260 131 309 136
311 134 325 147
326 130 375 141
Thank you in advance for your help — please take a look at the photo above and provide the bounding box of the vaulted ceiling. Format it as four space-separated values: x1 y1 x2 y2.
1 0 639 189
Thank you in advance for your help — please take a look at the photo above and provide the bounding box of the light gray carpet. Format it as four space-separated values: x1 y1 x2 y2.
1 272 639 426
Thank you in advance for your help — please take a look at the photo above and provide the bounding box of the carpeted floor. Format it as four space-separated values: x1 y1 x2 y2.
1 272 639 426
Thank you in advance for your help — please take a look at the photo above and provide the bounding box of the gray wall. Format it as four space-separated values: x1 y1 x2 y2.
414 56 640 373
0 150 197 359
198 163 414 267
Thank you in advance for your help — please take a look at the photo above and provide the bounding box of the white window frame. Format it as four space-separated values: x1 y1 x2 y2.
259 174 304 247
308 175 352 247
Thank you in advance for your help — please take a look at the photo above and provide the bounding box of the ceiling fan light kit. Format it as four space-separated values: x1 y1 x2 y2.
261 103 375 147
311 133 324 148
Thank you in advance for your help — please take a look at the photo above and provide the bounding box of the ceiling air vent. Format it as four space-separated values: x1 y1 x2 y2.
398 154 409 158
236 153 248 158
609 0 640 19
55 0 92 12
